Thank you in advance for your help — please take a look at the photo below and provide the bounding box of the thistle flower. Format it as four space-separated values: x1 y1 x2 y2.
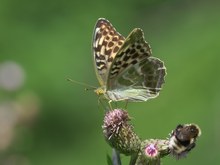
102 109 141 155
135 139 170 165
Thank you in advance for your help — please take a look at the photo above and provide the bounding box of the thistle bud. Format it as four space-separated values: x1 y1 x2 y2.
102 109 141 155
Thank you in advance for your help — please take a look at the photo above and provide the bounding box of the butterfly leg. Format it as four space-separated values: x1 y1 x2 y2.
124 100 129 109
97 97 108 112
108 100 113 110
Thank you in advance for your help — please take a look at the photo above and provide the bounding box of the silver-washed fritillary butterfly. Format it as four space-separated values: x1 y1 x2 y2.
93 18 166 102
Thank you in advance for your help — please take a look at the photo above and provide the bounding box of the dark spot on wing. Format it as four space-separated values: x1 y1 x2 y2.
123 55 130 61
112 37 118 41
122 63 128 68
140 49 145 53
103 30 108 35
113 46 119 53
130 49 136 54
118 41 123 45
106 36 110 40
108 57 114 62
115 61 122 65
96 54 105 60
132 53 139 59
131 60 137 65
136 45 141 49
108 41 114 47
125 49 131 54
105 49 112 56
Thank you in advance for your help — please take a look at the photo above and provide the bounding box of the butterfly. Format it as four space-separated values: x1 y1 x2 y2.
93 18 166 102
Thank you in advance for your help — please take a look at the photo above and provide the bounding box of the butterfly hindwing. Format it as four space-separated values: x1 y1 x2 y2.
106 28 166 101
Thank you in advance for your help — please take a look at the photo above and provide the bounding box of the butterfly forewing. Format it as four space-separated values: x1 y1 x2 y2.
93 18 125 85
107 28 151 81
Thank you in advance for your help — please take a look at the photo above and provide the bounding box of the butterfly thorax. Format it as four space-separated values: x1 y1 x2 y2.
94 87 107 96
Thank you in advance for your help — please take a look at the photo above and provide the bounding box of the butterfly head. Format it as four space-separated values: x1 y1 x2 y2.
94 87 106 96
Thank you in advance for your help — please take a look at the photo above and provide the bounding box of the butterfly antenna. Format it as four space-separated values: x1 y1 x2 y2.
66 78 97 90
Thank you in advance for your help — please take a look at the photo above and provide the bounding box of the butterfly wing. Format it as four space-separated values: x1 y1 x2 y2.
106 28 166 101
92 18 125 86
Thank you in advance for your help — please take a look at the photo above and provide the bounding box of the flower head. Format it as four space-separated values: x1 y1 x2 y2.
102 109 141 155
145 144 158 157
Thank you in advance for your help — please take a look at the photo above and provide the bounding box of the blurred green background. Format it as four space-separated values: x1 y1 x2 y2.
0 0 219 164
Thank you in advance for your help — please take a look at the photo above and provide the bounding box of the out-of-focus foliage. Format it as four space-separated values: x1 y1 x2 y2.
0 0 219 164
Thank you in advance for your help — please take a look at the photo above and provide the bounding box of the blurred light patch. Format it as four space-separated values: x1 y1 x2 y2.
0 93 40 152
0 154 30 165
0 61 25 91
16 91 41 125
0 101 18 151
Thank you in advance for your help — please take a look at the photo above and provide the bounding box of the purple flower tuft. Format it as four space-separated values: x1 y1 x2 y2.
145 144 158 157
